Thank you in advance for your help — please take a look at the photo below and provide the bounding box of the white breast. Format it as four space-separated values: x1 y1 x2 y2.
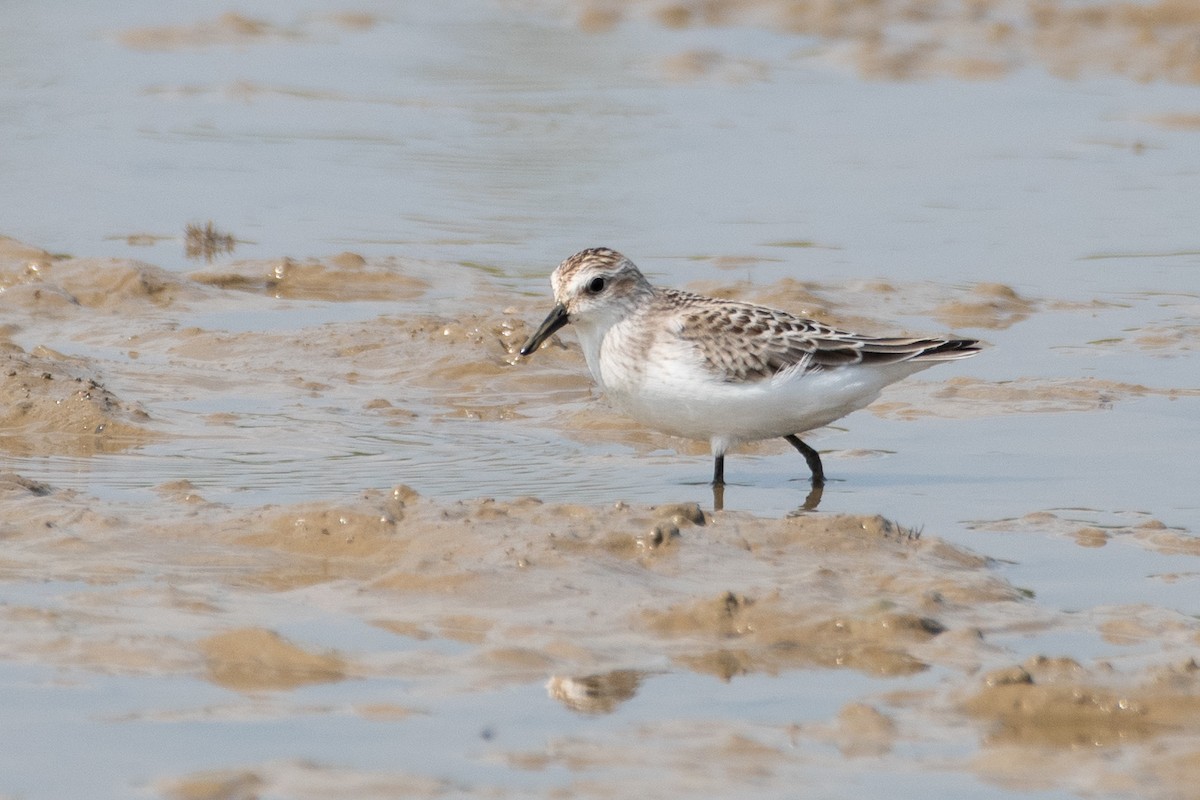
585 317 936 450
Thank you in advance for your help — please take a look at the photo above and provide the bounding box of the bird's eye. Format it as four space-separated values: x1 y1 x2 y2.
587 276 607 294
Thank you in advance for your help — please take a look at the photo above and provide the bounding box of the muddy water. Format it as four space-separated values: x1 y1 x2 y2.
2 2 1200 799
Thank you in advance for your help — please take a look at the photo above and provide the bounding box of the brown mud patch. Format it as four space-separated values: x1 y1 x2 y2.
931 283 1036 330
160 763 447 800
1087 319 1200 356
1147 112 1200 130
874 375 1200 421
0 478 1023 685
190 254 430 302
116 11 381 53
647 591 943 677
1 245 205 311
966 656 1190 747
961 657 1200 795
0 342 155 455
20 470 1157 798
969 508 1198 559
570 0 1200 84
200 628 349 692
117 13 303 51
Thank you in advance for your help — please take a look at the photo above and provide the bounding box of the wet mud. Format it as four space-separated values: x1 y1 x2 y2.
570 0 1200 84
2 230 1197 797
5 8 1200 800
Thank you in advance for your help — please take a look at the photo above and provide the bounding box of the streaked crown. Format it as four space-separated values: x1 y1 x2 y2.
551 248 653 317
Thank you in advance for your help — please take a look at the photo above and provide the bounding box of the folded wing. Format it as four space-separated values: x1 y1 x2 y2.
669 290 980 383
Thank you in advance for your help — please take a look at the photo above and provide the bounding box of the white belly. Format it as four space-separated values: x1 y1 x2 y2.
600 338 926 450
590 325 933 452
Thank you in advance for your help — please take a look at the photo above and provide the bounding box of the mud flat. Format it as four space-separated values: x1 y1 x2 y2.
0 233 1196 798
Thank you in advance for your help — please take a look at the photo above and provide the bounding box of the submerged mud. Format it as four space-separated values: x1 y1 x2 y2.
567 0 1200 84
118 2 1200 87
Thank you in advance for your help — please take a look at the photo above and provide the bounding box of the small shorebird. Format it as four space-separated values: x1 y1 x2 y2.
520 248 980 507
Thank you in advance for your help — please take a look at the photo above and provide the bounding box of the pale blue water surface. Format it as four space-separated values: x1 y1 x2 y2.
1 1 1198 798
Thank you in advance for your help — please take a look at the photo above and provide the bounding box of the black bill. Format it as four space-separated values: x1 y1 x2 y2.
519 303 570 356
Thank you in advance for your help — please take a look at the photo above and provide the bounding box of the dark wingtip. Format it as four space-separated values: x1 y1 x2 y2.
932 338 982 353
920 338 983 360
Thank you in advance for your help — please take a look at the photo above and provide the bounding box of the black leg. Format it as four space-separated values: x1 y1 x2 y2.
784 434 825 485
712 454 725 486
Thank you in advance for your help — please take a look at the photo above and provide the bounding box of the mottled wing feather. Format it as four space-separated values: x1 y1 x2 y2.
665 289 979 384
668 292 819 381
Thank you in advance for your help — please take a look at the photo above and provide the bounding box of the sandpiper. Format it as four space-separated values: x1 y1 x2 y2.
521 248 980 505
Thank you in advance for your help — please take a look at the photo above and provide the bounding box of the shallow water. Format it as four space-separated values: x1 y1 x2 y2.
2 1 1200 798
